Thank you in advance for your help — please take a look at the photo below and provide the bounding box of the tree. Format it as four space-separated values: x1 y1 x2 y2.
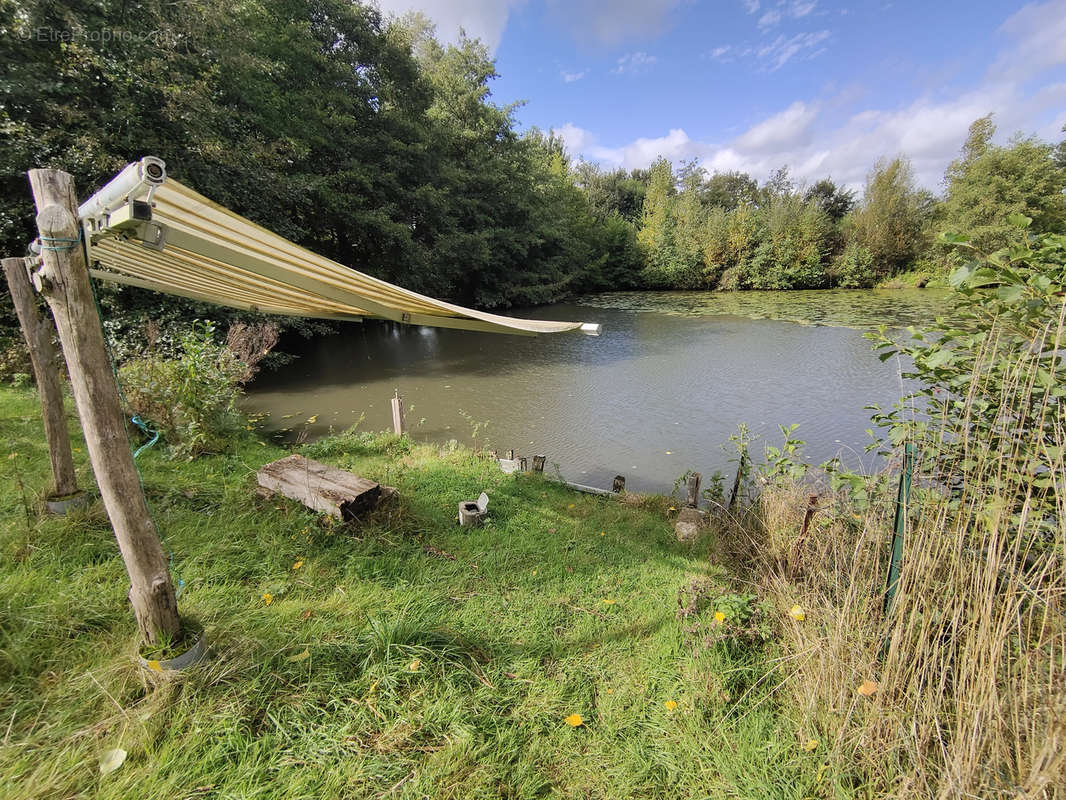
804 178 856 221
850 157 929 277
703 171 759 211
940 115 1066 253
573 163 647 223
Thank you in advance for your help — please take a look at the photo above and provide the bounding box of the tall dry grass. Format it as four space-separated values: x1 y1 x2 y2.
754 305 1065 798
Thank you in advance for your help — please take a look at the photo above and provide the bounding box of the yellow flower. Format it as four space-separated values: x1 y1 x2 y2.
606 688 614 694
668 506 676 512
409 659 421 672
564 713 584 727
801 738 818 751
789 605 806 621
262 593 274 605
292 560 304 571
568 503 575 509
306 415 318 424
602 598 616 605
713 611 725 623
600 531 606 536
856 680 879 696
532 570 537 576
665 700 678 711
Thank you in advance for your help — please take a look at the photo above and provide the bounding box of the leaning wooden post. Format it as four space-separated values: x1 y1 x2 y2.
2 255 80 501
390 389 404 436
28 168 180 644
685 472 702 508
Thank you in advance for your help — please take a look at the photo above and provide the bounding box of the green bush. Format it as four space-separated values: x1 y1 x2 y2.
869 218 1066 529
118 321 248 458
830 241 876 288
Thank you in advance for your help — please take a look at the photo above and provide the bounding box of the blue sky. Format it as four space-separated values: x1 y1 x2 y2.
376 1 1066 190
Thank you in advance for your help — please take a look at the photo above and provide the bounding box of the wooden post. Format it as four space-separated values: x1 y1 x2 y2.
390 389 404 435
612 475 626 493
787 494 819 579
685 472 701 508
532 455 546 473
727 457 745 512
2 256 79 499
28 168 180 644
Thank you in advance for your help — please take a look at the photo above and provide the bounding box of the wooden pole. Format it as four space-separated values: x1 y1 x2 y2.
390 389 404 436
2 256 79 499
532 455 546 473
612 475 626 493
28 168 180 644
685 472 702 508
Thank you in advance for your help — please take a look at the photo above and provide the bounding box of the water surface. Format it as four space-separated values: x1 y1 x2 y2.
248 289 949 494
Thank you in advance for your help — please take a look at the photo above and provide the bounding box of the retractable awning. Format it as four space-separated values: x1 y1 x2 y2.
77 158 601 337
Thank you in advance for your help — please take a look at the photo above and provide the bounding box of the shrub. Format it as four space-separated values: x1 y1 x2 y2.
759 219 1066 797
830 241 876 288
119 321 249 458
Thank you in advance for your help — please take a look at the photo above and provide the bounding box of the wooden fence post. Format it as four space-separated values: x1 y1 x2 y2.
28 168 180 644
3 255 79 500
685 472 702 508
390 389 404 436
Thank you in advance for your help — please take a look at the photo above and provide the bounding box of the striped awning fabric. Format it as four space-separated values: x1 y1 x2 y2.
87 176 598 337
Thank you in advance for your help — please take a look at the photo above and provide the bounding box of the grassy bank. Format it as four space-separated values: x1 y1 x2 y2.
0 387 827 800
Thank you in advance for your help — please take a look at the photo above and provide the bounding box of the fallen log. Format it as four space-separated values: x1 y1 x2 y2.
257 454 387 520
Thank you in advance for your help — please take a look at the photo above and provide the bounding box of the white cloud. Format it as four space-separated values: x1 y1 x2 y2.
757 10 781 29
373 0 524 52
743 0 760 13
757 1 817 28
554 3 1066 191
545 0 684 45
991 0 1066 81
757 30 831 70
561 70 586 83
612 51 658 75
708 45 732 61
735 101 818 151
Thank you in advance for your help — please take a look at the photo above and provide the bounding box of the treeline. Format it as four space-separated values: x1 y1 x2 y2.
585 116 1066 291
2 0 1065 342
0 0 634 322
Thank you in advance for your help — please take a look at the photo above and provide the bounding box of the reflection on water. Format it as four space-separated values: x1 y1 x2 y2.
247 289 942 493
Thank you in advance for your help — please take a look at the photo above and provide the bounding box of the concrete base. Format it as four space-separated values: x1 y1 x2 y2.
674 507 702 542
458 492 489 527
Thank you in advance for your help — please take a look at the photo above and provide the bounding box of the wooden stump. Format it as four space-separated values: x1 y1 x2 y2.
257 454 385 520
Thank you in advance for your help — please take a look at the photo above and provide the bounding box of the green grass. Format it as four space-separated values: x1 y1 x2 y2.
0 387 822 799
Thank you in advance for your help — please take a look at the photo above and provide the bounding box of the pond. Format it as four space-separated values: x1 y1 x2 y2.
247 289 951 494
